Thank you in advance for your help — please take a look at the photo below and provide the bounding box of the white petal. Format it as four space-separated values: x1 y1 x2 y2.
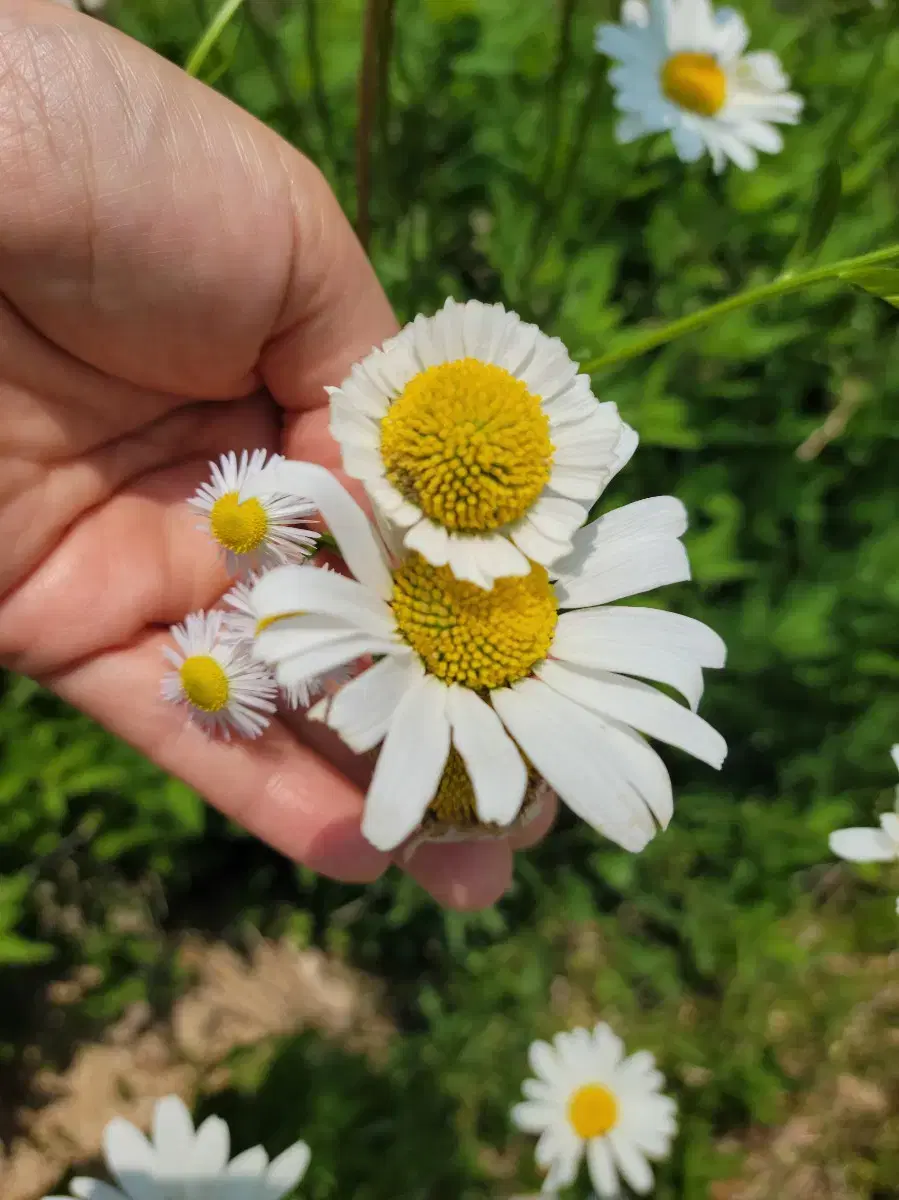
189 1115 230 1173
525 494 587 543
552 612 708 709
251 614 369 663
880 812 899 845
557 606 725 667
510 520 573 567
539 1128 583 1192
69 1182 129 1200
321 654 421 753
608 1129 655 1193
713 7 749 58
492 679 657 851
266 462 392 598
264 1141 312 1197
671 122 706 163
510 1100 555 1134
734 119 784 154
152 1095 194 1156
362 675 451 850
272 633 400 690
829 827 897 864
587 1138 620 1198
528 1039 565 1084
535 660 727 769
251 564 395 640
891 745 899 775
103 1120 159 1200
367 476 423 528
622 0 649 26
228 1147 269 1173
553 497 691 608
404 518 451 567
448 686 528 825
595 719 674 829
616 112 650 143
443 533 530 588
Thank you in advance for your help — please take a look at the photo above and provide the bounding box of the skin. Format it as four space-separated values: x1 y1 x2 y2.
0 0 556 909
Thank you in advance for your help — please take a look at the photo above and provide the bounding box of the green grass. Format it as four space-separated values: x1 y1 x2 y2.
2 0 899 1195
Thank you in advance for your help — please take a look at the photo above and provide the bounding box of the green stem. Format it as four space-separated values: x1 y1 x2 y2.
581 242 899 375
184 0 246 78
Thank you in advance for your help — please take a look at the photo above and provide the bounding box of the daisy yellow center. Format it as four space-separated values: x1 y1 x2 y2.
379 359 553 534
391 554 557 691
210 492 269 554
661 52 727 116
568 1084 619 1139
179 655 230 713
430 748 479 825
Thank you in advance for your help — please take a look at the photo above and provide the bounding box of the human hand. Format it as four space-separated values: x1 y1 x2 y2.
0 1 555 907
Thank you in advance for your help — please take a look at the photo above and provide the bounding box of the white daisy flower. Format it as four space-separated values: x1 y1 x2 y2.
512 1023 677 1196
327 298 637 590
221 572 353 709
188 449 318 575
44 1094 311 1200
249 462 726 852
596 0 804 173
162 610 277 739
829 745 899 866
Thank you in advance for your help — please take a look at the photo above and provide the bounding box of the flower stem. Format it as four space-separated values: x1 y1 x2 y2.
581 243 899 375
184 0 246 78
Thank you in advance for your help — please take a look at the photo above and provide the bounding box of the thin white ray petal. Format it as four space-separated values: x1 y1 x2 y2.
535 660 727 769
608 1129 655 1194
319 654 421 753
251 564 395 639
447 685 528 825
554 606 725 668
102 1120 159 1200
273 634 400 689
362 675 451 850
189 1115 231 1173
266 462 393 597
492 679 657 851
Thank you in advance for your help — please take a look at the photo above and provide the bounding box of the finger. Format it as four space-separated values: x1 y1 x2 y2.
48 632 390 884
0 4 396 401
509 791 559 850
400 840 513 912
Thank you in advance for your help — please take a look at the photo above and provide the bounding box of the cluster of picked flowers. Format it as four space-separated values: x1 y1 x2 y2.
165 298 728 855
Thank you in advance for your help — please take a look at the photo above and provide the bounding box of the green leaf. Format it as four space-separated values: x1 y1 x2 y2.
0 933 54 965
840 266 899 307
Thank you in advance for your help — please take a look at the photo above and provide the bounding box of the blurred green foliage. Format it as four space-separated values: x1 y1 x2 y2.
3 0 899 1195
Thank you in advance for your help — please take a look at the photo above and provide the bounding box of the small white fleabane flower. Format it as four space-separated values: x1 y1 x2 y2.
328 297 637 589
188 449 318 575
162 610 277 739
249 463 726 851
596 0 804 173
512 1024 677 1197
829 744 899 866
44 1094 311 1200
221 573 353 709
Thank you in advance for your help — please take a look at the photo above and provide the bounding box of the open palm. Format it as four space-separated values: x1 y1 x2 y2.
0 4 551 907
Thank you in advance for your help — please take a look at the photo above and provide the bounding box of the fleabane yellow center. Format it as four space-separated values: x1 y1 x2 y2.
391 553 557 691
179 655 230 713
210 491 270 554
568 1084 619 1139
379 359 553 534
661 52 727 116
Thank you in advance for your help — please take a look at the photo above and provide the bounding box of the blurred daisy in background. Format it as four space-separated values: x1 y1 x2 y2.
512 1024 677 1196
222 572 352 709
162 610 277 739
829 746 899 913
596 0 803 172
249 462 726 853
44 1094 311 1200
189 450 318 575
328 298 636 589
